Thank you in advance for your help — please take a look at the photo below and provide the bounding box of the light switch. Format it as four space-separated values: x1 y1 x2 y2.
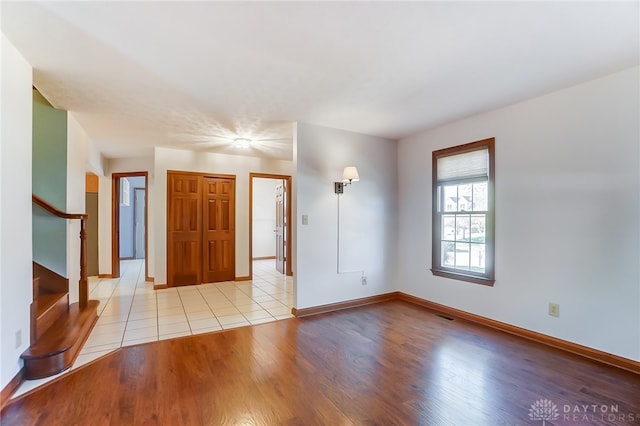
302 214 309 225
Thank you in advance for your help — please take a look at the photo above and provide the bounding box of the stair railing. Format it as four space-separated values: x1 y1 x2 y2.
32 194 89 308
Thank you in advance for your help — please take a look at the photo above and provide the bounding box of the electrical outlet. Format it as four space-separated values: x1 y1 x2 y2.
361 276 367 286
15 330 22 349
548 303 560 318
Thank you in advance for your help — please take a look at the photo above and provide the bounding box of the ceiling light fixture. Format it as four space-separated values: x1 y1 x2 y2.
234 138 251 149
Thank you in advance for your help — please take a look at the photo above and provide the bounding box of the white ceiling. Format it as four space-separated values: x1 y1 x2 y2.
2 1 638 160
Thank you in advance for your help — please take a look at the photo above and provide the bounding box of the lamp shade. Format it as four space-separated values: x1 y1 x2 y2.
342 166 360 182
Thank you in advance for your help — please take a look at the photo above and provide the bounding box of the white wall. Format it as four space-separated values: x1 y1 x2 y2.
86 137 105 177
66 114 89 303
398 67 640 361
295 123 398 309
0 33 33 389
252 178 280 258
153 147 294 284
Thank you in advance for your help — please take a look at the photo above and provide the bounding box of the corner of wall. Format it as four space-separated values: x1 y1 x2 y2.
1 33 34 389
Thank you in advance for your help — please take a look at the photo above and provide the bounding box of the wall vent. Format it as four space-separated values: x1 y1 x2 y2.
435 313 455 321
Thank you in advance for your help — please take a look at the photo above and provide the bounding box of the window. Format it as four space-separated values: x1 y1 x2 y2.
432 138 495 285
120 178 130 206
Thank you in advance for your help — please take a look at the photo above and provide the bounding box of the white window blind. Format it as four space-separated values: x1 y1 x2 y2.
120 178 130 206
437 148 489 183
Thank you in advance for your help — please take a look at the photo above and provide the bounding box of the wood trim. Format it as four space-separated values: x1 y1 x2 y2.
234 276 251 282
111 176 119 278
292 293 397 318
430 269 495 286
431 137 495 285
252 256 276 260
249 173 293 280
144 181 148 282
32 194 87 220
111 172 148 280
153 283 168 290
146 276 154 283
0 368 24 409
98 274 113 279
167 170 236 179
396 292 640 375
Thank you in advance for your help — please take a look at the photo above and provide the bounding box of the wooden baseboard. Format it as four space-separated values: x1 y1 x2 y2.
0 368 24 410
292 293 397 318
146 276 154 283
98 274 113 279
252 256 276 260
153 283 168 290
396 292 640 375
234 276 251 282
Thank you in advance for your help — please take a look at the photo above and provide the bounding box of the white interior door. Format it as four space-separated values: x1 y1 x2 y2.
134 188 146 259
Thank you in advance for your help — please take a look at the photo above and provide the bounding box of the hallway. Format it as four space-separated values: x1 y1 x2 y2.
13 259 294 398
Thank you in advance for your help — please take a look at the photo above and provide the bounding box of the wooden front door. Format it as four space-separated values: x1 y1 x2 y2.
167 172 236 286
202 177 235 283
275 182 285 274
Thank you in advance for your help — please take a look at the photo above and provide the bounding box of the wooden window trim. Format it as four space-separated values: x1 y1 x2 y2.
431 138 495 286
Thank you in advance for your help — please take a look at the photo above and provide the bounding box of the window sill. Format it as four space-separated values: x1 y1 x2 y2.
430 268 495 286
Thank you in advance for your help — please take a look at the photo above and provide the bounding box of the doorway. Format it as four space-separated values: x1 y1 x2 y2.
249 173 293 280
111 172 148 280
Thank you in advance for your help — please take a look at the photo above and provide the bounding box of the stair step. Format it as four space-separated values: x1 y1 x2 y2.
34 292 69 342
21 300 99 380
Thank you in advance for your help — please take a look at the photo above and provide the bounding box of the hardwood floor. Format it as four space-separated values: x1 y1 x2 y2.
2 300 639 425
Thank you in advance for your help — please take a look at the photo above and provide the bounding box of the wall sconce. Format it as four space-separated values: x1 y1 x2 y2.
334 166 360 194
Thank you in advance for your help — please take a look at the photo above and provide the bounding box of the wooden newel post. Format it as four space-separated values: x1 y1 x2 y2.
79 217 88 309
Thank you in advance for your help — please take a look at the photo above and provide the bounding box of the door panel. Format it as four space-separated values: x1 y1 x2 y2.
206 199 218 231
206 240 217 271
171 240 200 286
167 173 202 286
221 200 230 230
134 188 146 259
202 177 235 283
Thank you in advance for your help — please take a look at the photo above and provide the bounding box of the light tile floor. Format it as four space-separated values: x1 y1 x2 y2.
13 259 294 398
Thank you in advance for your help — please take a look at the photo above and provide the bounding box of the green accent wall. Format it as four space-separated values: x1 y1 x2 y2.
32 89 68 276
